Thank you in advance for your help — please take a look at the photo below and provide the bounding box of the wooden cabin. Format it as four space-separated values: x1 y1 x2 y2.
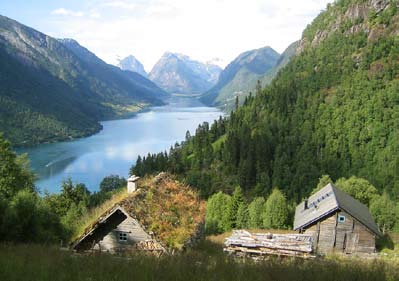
294 183 382 255
72 173 205 255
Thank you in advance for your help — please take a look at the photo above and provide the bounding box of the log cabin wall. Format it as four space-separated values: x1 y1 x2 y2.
316 214 337 253
334 211 354 252
352 217 376 253
96 216 151 253
303 210 376 254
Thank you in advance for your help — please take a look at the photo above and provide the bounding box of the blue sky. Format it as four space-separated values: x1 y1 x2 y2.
1 0 79 30
0 0 332 71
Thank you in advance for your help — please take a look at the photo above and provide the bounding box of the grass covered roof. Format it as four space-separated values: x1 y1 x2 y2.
73 173 205 251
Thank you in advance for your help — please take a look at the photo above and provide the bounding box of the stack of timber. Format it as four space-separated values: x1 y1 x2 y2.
135 240 166 257
224 230 315 259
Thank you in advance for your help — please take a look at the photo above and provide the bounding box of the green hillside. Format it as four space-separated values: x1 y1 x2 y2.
133 0 399 201
201 46 281 109
260 41 298 86
0 16 166 146
217 43 299 110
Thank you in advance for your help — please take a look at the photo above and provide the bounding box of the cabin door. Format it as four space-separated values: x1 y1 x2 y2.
344 233 358 254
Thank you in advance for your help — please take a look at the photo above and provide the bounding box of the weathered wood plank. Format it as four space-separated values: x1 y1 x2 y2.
302 210 376 255
224 230 314 258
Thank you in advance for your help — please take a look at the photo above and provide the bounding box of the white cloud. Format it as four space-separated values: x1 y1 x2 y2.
48 0 333 72
51 8 84 17
101 1 139 11
88 11 101 19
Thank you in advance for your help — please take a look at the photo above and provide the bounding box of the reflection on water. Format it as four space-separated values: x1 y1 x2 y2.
17 97 223 193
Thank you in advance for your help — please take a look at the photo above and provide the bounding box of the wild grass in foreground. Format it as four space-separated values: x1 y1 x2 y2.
1 242 398 281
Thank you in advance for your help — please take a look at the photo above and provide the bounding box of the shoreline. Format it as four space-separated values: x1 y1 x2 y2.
13 103 158 150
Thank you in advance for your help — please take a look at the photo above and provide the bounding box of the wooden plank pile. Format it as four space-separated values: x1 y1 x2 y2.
135 240 166 257
224 230 315 259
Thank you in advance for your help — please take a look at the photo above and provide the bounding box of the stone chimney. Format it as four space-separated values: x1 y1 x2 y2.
127 175 140 193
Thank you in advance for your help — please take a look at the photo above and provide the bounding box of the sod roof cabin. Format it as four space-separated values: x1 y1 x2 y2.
294 183 382 255
72 173 205 255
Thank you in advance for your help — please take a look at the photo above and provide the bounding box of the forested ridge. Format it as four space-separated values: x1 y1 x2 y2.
132 0 399 211
200 47 280 108
0 16 166 146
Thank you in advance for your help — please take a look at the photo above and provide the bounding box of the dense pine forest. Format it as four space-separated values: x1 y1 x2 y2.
131 0 399 232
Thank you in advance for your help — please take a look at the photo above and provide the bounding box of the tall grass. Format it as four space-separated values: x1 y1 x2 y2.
0 242 398 281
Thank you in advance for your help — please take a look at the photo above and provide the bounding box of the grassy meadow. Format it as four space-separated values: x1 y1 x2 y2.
1 238 398 281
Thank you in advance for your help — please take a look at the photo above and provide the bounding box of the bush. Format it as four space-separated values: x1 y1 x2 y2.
335 176 379 206
205 192 231 234
262 188 289 229
99 175 127 193
248 197 265 228
370 193 397 233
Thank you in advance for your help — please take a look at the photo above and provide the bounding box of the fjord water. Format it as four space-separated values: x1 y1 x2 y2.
18 97 223 193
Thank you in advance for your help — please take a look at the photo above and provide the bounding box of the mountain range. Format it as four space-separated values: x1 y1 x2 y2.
148 52 222 95
201 46 293 108
0 15 167 146
134 0 399 200
118 45 297 106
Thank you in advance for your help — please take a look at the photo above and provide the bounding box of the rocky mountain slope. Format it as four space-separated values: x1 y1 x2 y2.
134 0 399 200
118 55 147 77
149 52 222 95
0 16 166 146
59 39 167 104
200 46 280 108
260 41 298 87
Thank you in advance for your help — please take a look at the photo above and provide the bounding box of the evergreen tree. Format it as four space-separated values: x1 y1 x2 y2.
255 80 262 96
227 186 245 229
205 192 231 234
185 130 191 142
236 202 249 229
248 197 265 229
262 188 288 229
131 156 143 176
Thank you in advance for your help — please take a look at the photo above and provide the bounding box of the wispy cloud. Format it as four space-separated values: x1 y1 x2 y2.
100 0 139 11
51 8 84 17
47 0 333 71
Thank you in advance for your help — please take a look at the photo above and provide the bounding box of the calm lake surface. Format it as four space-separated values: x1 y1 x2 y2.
18 97 223 193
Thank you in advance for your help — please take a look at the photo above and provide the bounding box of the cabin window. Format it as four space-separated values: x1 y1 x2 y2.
119 232 128 242
338 215 346 223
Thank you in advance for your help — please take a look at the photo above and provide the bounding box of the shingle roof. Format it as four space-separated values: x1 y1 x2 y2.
293 183 382 237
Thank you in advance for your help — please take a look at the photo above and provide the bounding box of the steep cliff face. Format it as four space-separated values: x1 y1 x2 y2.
298 0 398 53
118 55 148 77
